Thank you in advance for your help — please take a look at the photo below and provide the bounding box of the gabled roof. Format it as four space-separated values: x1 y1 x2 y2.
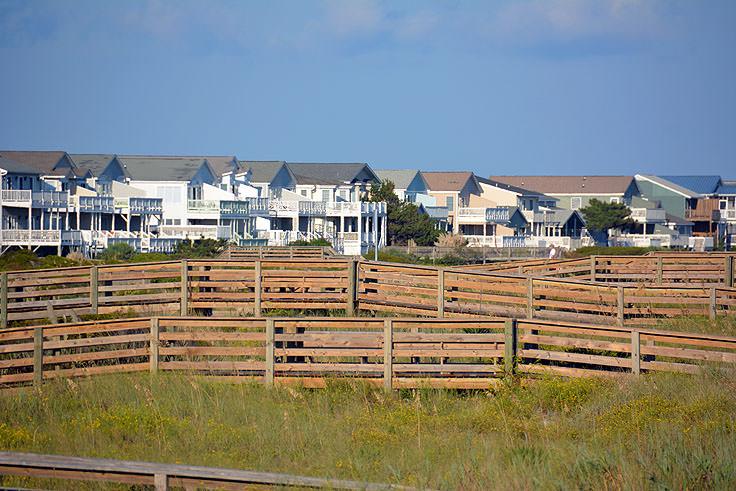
635 175 699 198
659 175 722 196
475 176 542 197
532 209 585 226
195 156 240 177
70 154 115 178
117 155 213 182
239 161 290 183
421 171 477 192
0 155 41 175
492 176 635 195
0 150 68 175
375 169 426 190
285 162 378 186
665 213 694 226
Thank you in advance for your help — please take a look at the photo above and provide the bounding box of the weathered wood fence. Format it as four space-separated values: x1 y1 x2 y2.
2 257 736 329
0 451 412 490
2 315 735 388
220 245 337 259
459 253 736 287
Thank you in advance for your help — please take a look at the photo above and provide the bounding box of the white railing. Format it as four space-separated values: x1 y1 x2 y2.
268 200 298 214
630 208 666 222
159 225 228 240
1 229 61 244
187 200 219 213
361 202 387 215
1 190 32 203
457 207 486 217
219 200 250 216
298 201 326 215
724 209 736 220
245 197 269 214
610 234 689 249
327 202 361 215
79 196 114 213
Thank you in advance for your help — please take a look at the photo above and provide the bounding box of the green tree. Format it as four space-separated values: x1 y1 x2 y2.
365 180 440 246
580 199 633 236
175 238 227 258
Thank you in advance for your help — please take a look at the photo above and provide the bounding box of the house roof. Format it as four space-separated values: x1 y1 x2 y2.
665 213 694 226
659 175 722 195
716 184 736 196
375 170 425 190
285 163 378 186
0 150 68 175
635 175 700 198
239 161 289 183
195 156 239 177
117 156 211 181
70 154 115 178
421 171 476 192
0 156 41 175
475 176 542 197
532 209 584 226
491 175 634 195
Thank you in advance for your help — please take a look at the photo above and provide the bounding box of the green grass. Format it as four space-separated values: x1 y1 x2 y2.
1 371 735 489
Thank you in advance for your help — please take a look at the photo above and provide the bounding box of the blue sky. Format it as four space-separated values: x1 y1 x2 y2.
0 0 734 176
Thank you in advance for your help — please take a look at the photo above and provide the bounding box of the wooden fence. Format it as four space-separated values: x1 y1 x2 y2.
0 451 412 490
1 315 735 389
220 245 337 259
458 253 736 287
1 257 735 329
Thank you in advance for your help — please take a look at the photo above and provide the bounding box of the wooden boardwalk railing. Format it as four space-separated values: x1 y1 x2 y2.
2 315 735 389
1 257 735 329
220 245 337 259
0 451 413 490
459 253 736 287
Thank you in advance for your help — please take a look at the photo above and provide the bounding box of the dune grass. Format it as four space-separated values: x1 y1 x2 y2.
1 370 735 490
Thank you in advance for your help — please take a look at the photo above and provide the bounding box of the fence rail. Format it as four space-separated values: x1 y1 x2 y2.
1 256 735 329
0 451 412 490
1 315 735 389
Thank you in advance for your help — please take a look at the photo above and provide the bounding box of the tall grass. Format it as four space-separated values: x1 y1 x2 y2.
1 371 735 490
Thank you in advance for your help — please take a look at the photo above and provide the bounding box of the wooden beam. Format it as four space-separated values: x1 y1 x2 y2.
265 318 274 385
437 268 445 318
617 286 625 327
90 266 98 315
254 260 262 317
504 318 517 376
1 272 7 329
180 260 188 316
150 318 159 374
384 319 393 392
33 327 43 385
631 329 641 375
526 277 534 319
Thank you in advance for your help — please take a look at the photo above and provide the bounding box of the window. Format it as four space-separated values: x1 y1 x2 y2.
338 189 347 201
610 197 620 204
571 197 582 210
446 196 454 211
321 189 331 202
721 200 728 210
300 189 308 197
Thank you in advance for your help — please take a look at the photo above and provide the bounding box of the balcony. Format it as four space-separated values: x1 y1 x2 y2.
158 225 231 240
1 229 61 245
245 197 269 216
1 190 32 205
219 200 250 217
298 201 326 216
685 199 721 221
630 208 666 223
31 191 69 208
61 230 83 245
722 209 736 221
79 196 114 213
129 197 163 214
187 200 219 214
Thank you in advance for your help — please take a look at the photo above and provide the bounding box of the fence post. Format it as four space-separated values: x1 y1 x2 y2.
590 255 597 282
1 272 7 329
617 286 625 327
710 287 717 320
346 259 357 316
631 329 641 375
437 268 445 318
265 318 275 385
255 260 262 317
154 472 169 491
90 266 98 316
180 260 188 316
33 327 43 385
504 318 517 376
150 317 159 373
725 256 734 288
383 319 393 392
656 256 663 285
526 277 534 319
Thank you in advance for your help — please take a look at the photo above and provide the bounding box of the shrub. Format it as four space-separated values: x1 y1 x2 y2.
98 242 136 262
